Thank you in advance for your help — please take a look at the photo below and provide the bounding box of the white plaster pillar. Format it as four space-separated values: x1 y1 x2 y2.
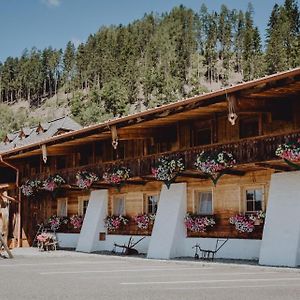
147 182 187 259
259 171 300 267
76 190 108 253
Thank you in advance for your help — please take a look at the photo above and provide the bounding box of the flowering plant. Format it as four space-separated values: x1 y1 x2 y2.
104 215 129 231
152 155 185 188
248 210 266 223
42 174 65 192
229 214 255 233
276 139 300 170
36 232 56 243
20 179 42 196
194 151 236 185
184 213 216 232
103 166 130 186
47 215 68 231
76 171 98 189
36 232 57 250
134 213 156 230
70 214 84 229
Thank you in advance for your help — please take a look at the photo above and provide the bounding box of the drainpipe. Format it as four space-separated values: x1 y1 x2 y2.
0 155 22 247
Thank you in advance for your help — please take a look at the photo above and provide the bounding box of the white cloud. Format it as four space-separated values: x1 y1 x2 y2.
42 0 61 7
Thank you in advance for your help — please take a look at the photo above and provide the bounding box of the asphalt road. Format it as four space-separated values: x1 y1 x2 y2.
0 249 300 300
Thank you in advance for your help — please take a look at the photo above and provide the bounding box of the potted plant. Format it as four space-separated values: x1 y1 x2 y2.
184 213 216 233
229 214 255 233
103 166 130 189
69 214 84 230
152 155 185 188
276 139 300 170
194 151 236 185
248 210 266 225
47 215 69 232
76 171 98 189
20 179 42 197
133 213 156 230
104 215 129 232
42 174 65 192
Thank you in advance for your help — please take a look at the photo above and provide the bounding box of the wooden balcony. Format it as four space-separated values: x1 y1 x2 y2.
29 130 300 184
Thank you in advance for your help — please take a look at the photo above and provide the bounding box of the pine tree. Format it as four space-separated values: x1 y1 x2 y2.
242 4 263 80
63 41 76 96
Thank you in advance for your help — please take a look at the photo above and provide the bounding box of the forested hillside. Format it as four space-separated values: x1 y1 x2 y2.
0 1 299 138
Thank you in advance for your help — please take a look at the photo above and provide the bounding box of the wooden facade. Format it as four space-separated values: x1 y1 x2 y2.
1 68 300 247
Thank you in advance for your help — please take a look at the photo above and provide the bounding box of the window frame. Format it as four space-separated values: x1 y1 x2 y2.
57 197 68 217
112 195 126 215
243 185 265 214
78 196 89 216
239 116 260 139
144 193 160 214
193 127 212 146
193 189 214 215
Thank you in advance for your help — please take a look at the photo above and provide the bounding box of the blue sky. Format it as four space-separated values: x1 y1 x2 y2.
0 0 287 62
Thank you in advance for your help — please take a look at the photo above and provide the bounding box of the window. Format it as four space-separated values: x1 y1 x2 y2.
78 197 89 216
271 99 292 121
245 188 263 212
147 194 159 214
56 156 66 170
155 126 177 153
239 117 259 138
195 191 213 215
112 142 125 160
57 198 68 217
194 128 212 146
113 196 125 215
30 157 40 176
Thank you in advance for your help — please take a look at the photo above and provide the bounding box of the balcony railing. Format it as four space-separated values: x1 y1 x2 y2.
29 130 300 183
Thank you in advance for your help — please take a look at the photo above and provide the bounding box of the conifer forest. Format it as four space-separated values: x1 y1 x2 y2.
0 1 299 138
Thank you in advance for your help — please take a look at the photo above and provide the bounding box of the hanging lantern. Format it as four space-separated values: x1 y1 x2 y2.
227 94 238 125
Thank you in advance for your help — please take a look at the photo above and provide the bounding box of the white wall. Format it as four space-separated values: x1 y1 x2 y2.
76 190 108 253
185 238 261 260
259 171 300 267
92 234 260 260
70 186 262 262
93 235 151 254
147 183 187 259
56 233 79 248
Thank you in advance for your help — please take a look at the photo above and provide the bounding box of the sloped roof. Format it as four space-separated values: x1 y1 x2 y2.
1 67 300 159
0 116 82 153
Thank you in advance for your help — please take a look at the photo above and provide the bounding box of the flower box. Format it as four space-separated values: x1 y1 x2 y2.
103 166 130 188
152 155 185 188
107 218 154 236
194 151 236 185
76 171 98 189
184 213 216 233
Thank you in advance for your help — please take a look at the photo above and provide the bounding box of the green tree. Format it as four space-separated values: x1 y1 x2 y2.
100 78 129 116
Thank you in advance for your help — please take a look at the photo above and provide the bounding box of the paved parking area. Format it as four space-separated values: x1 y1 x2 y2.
0 249 300 300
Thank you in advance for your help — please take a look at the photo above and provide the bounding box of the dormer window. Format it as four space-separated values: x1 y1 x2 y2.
19 130 26 140
3 136 10 145
36 123 44 134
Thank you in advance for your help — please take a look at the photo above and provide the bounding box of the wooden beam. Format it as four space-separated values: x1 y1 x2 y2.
222 169 246 176
178 172 209 179
126 180 147 186
256 162 291 172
